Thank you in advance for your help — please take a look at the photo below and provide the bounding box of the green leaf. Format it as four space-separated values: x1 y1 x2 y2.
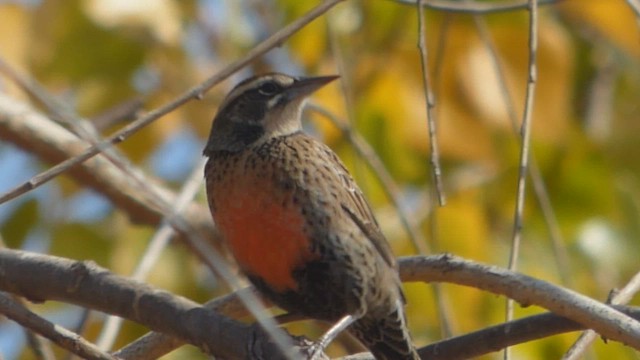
1 199 39 248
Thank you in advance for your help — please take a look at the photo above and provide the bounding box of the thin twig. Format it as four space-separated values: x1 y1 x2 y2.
430 13 452 106
507 0 539 279
90 97 144 131
417 0 446 207
0 293 117 360
469 6 572 286
417 0 454 338
562 271 640 359
64 309 92 360
392 0 559 13
424 11 458 339
505 1 538 359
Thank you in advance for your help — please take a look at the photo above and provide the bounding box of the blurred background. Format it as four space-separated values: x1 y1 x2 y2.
0 0 639 359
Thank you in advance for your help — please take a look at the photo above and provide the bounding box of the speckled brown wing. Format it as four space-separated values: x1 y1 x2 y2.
307 136 398 270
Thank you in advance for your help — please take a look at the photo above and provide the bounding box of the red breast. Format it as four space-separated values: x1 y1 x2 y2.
206 151 316 292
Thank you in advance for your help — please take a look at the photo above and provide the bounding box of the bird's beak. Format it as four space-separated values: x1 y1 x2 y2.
287 75 340 100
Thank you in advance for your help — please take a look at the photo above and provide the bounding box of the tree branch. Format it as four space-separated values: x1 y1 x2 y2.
0 292 117 360
401 255 640 350
0 249 305 359
2 249 639 359
338 306 640 360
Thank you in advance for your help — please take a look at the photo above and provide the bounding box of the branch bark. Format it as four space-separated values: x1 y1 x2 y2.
2 249 639 359
401 255 640 349
0 249 303 359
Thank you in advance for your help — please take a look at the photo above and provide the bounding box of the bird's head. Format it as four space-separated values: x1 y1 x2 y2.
203 73 338 154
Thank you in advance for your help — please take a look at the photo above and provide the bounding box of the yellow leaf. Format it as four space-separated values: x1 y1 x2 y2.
559 0 640 58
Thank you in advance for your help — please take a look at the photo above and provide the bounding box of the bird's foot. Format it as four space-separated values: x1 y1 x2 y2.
303 341 330 360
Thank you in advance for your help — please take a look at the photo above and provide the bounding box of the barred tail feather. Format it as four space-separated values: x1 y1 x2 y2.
351 299 419 360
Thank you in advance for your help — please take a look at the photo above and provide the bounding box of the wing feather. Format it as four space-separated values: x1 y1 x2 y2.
315 139 397 269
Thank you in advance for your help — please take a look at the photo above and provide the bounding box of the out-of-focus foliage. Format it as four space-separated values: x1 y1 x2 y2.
0 0 639 359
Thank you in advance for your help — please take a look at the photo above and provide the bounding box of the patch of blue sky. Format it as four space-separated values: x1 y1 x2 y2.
0 147 52 224
66 189 113 223
149 128 203 182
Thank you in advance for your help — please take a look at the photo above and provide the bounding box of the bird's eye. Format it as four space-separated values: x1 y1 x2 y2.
258 81 280 96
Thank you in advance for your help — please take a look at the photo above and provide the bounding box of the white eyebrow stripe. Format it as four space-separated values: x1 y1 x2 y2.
218 74 296 111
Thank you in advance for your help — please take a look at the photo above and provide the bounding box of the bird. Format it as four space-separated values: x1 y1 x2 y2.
203 73 419 360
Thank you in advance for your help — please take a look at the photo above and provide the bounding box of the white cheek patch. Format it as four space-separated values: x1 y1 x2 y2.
262 98 304 139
